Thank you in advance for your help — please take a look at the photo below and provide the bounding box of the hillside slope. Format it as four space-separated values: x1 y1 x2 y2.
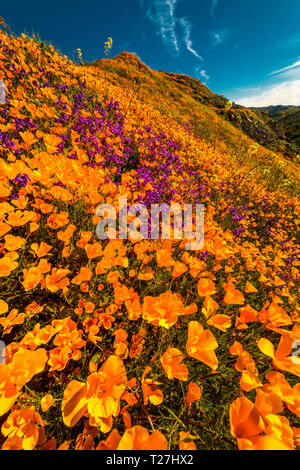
0 31 299 451
253 105 300 152
91 52 298 158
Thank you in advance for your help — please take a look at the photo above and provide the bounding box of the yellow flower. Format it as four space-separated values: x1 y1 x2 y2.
104 37 113 55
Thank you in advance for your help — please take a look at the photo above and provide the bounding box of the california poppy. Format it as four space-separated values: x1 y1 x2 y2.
186 321 218 370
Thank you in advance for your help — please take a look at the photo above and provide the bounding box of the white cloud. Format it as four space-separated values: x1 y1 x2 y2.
233 61 300 107
268 59 300 76
213 33 221 44
143 1 203 59
146 0 179 55
210 28 230 46
180 18 203 60
196 68 210 84
234 80 300 107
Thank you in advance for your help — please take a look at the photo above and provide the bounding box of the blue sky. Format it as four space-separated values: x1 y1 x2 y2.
2 0 300 106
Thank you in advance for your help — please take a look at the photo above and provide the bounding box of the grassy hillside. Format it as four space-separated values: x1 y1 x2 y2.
0 29 299 451
91 52 299 159
253 105 300 152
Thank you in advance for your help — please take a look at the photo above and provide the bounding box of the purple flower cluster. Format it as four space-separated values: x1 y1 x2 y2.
9 173 29 200
10 173 29 187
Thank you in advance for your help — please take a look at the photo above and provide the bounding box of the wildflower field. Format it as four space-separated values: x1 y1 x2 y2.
0 28 299 451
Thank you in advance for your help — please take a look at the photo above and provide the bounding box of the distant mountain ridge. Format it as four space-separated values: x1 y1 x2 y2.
252 105 300 115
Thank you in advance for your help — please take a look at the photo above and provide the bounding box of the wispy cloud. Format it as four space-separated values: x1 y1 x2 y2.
233 80 300 107
268 59 300 76
146 0 179 55
196 67 210 85
210 28 230 46
210 0 219 20
143 1 203 59
180 18 203 60
231 60 300 107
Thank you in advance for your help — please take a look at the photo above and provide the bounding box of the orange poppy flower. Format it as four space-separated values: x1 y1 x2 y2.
0 256 18 277
22 267 43 291
57 224 76 244
47 346 71 372
30 241 52 258
244 281 258 293
186 255 206 278
61 380 88 428
96 429 121 450
257 336 300 377
0 183 11 198
230 341 262 391
114 284 132 304
259 301 292 327
0 348 48 416
47 212 69 229
223 281 245 305
4 234 26 251
121 406 132 429
185 382 202 407
207 313 232 332
156 248 175 267
202 295 219 319
125 298 142 321
236 304 258 329
76 231 92 248
179 431 197 450
0 309 25 335
0 299 9 315
141 366 164 406
43 134 63 154
71 266 93 285
1 406 45 450
186 321 218 370
85 355 127 432
85 242 103 259
138 270 154 281
0 222 11 237
172 261 188 278
20 131 38 147
197 278 216 297
29 222 39 233
117 426 167 450
182 303 198 316
50 185 73 202
87 324 101 344
107 271 121 285
142 291 184 329
230 396 294 450
237 433 294 450
62 246 71 257
45 268 70 293
98 312 115 329
37 258 51 274
161 346 188 381
40 394 55 413
262 371 300 417
229 396 265 440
